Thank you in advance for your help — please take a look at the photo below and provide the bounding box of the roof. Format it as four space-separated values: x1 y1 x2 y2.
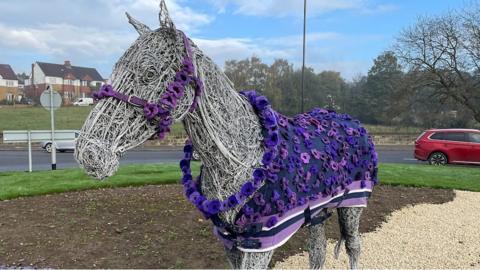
37 62 104 81
0 64 18 80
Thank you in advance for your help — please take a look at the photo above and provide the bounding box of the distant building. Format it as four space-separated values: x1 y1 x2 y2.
0 64 20 102
24 61 105 104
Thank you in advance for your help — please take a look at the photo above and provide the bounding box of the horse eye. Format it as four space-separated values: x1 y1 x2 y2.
141 69 157 84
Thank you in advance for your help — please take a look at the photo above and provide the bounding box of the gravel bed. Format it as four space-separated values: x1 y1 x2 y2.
275 190 480 269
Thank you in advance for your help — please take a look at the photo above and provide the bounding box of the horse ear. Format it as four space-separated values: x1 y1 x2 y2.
126 12 151 35
159 0 176 31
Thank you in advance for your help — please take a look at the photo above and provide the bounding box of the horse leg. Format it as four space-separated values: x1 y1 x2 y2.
337 207 363 270
307 222 327 269
224 247 274 269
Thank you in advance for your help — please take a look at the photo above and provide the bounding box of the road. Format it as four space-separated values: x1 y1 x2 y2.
0 147 422 172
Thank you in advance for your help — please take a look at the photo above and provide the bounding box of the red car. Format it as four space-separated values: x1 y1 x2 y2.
414 129 480 165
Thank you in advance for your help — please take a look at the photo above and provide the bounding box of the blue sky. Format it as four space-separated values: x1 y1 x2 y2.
0 0 468 80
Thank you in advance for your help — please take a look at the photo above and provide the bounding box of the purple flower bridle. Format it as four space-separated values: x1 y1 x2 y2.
93 32 203 139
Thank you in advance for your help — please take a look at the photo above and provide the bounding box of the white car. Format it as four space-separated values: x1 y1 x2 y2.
73 98 94 106
42 132 79 153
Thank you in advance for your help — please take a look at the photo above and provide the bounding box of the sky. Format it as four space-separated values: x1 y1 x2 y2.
0 0 469 81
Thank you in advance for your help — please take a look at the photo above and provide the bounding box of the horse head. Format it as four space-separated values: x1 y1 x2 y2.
75 1 201 179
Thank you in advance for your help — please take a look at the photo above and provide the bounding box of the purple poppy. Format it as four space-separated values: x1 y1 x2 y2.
253 168 266 182
253 193 266 206
261 203 272 216
254 96 269 111
167 81 185 98
236 214 248 227
183 144 193 154
293 144 300 154
280 148 289 159
266 216 278 228
311 149 321 160
241 182 255 197
265 132 279 147
99 84 115 97
365 171 371 181
182 58 194 74
276 200 285 212
243 205 254 216
227 195 240 208
160 92 177 108
300 152 311 164
298 197 307 206
304 139 313 149
278 117 288 127
321 137 330 145
180 159 190 172
182 173 192 184
266 172 278 183
330 161 339 171
262 151 274 166
188 191 201 203
143 104 159 120
261 109 277 128
272 190 281 202
175 70 191 86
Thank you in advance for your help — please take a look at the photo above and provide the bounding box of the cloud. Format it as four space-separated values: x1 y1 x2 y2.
207 0 397 17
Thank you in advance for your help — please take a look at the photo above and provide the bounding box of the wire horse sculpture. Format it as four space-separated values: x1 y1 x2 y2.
75 1 378 269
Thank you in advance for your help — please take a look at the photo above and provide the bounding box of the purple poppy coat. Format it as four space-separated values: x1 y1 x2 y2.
212 92 378 252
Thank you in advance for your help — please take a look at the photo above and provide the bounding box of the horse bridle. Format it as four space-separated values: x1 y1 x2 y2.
93 31 203 139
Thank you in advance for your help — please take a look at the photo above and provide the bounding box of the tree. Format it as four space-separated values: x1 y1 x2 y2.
395 9 480 124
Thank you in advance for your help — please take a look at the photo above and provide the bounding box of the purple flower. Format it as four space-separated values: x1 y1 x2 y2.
280 148 289 159
276 200 285 212
253 193 266 206
265 132 279 147
194 195 206 207
261 203 272 216
266 216 278 228
175 70 191 86
241 182 255 197
311 149 321 159
167 81 185 98
272 190 281 201
261 109 277 128
160 92 177 108
143 103 159 120
345 128 354 136
99 84 115 97
188 191 200 203
207 200 222 215
227 195 240 208
180 159 190 171
183 144 193 154
278 117 288 127
182 173 192 184
300 152 311 164
182 58 195 74
262 151 274 166
254 96 269 111
253 168 266 182
243 205 254 216
236 214 248 227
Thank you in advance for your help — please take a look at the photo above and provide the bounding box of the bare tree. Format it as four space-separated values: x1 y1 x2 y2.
395 8 480 123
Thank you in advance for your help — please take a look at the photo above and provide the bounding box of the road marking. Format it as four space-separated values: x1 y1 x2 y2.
403 158 418 161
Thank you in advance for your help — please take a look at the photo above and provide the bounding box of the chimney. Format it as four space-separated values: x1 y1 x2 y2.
64 60 72 68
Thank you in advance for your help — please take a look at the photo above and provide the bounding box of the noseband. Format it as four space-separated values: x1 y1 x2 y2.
93 32 203 139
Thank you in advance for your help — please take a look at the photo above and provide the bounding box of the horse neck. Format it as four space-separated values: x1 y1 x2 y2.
182 54 264 207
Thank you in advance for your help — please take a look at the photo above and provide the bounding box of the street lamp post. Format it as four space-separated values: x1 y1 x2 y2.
301 0 307 113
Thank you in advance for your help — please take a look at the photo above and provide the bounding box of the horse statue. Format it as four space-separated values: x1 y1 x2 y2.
75 2 378 269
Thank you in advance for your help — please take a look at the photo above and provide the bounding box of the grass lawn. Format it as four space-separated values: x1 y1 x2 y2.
380 163 480 191
0 163 478 201
0 163 200 201
0 106 185 135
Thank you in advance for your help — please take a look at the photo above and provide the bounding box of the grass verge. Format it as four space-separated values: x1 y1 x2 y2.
0 163 200 201
0 163 478 201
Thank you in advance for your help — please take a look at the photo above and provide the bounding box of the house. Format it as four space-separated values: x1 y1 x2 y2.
0 64 20 103
24 61 105 104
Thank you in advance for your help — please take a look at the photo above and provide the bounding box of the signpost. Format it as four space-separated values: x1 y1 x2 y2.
40 85 62 170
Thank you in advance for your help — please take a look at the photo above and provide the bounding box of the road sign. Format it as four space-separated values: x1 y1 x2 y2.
40 88 62 111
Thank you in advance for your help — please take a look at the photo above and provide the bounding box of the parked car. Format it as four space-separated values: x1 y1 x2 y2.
42 132 80 153
73 97 94 106
414 129 480 165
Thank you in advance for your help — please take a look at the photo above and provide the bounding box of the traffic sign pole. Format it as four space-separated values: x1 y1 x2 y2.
49 85 57 170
